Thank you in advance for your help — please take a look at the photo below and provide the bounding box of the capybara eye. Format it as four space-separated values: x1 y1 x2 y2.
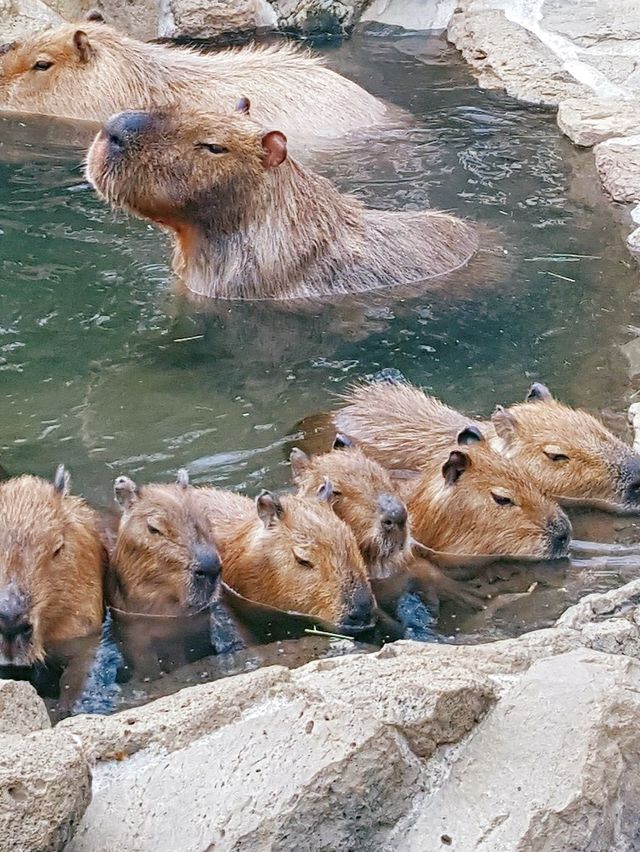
197 143 229 155
543 450 570 463
293 552 314 569
491 492 514 507
32 60 54 71
146 521 163 535
52 541 64 557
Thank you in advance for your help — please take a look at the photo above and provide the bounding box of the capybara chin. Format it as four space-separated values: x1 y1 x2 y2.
0 465 105 667
0 20 388 139
110 469 222 616
85 106 479 301
332 380 640 512
196 484 375 630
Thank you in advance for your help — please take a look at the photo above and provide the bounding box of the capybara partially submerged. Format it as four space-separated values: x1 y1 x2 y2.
331 381 640 512
110 470 222 615
0 465 105 667
0 20 388 139
196 484 375 629
85 105 479 300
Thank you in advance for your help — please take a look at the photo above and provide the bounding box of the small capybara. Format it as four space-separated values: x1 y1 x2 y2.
0 465 105 667
85 105 479 300
196 483 375 629
330 381 640 511
0 19 388 139
110 469 222 615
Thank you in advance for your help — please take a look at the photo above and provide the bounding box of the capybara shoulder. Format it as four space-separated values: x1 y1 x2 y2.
0 465 105 666
110 469 221 615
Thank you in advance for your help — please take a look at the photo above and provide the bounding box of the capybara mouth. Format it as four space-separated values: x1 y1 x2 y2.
545 514 573 559
0 634 35 667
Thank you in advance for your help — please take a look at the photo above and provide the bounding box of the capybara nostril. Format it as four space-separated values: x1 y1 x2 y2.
546 513 572 558
342 584 374 628
104 110 153 151
192 544 222 578
0 587 30 640
378 493 408 529
623 457 640 505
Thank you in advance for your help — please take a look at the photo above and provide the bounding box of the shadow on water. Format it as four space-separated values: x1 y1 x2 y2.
2 27 640 716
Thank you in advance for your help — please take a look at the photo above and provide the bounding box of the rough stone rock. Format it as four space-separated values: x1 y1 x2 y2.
557 577 640 629
595 134 640 203
159 0 276 40
271 0 368 37
0 0 62 41
541 0 640 49
0 729 91 852
400 649 640 851
361 0 456 30
0 679 50 736
558 96 640 147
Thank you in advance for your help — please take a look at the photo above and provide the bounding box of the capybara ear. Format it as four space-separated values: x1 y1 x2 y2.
72 30 94 63
316 477 334 503
442 450 469 486
333 433 354 450
491 405 518 443
256 490 285 528
526 382 553 403
457 425 484 446
53 464 71 496
236 96 251 115
261 131 288 169
84 9 105 22
114 475 139 510
289 448 311 479
176 468 190 489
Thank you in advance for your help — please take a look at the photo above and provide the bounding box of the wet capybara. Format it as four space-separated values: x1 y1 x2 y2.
85 105 479 300
329 381 640 512
0 20 388 140
196 483 375 630
110 469 222 615
0 465 105 667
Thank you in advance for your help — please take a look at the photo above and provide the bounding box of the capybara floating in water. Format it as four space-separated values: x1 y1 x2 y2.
0 20 389 140
85 105 479 300
328 381 640 512
196 483 375 630
0 465 105 667
110 469 222 615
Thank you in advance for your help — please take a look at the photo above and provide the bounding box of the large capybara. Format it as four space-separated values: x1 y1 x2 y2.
196 483 375 630
85 105 479 300
329 381 640 512
0 19 388 140
0 465 105 667
110 469 223 615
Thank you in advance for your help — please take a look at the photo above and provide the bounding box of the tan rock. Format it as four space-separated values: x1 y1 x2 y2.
595 134 640 202
0 0 62 41
272 0 367 36
0 679 50 736
160 0 276 40
558 97 640 147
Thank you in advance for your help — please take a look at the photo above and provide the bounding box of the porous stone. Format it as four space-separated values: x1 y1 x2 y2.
159 0 276 40
0 679 50 736
595 134 640 203
271 0 368 37
558 97 640 147
361 0 456 30
0 0 62 41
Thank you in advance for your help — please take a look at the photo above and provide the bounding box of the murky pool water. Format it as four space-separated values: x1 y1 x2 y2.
2 25 640 717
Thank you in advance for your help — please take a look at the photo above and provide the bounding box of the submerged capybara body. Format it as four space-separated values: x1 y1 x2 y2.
196 484 375 629
85 106 479 300
0 466 105 667
331 381 640 512
0 21 388 140
110 470 222 615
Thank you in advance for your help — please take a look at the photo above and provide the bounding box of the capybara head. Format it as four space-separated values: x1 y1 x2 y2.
493 382 640 511
409 429 572 559
112 469 222 615
86 104 288 232
290 440 411 580
220 486 375 631
0 465 105 666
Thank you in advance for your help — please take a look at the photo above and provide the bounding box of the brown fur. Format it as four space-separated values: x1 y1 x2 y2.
0 467 105 666
0 21 388 139
196 485 374 627
110 472 222 615
85 107 479 300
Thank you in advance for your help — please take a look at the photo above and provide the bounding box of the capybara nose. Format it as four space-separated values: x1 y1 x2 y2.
342 585 374 628
0 588 31 640
104 110 153 151
623 457 640 505
547 512 572 558
378 493 408 529
193 544 222 578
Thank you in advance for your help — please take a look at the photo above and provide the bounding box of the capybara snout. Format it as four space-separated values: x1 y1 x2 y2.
546 512 572 559
104 109 154 152
0 584 32 665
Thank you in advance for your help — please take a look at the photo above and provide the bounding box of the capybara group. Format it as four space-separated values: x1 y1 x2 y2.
0 466 105 667
0 20 388 139
85 106 479 300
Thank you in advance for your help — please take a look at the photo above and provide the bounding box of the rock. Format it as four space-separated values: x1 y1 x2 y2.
595 134 640 203
361 0 456 30
541 0 640 49
0 679 50 736
0 729 91 852
556 577 640 629
400 649 640 851
96 0 163 41
271 0 368 37
0 0 62 41
558 97 640 147
159 0 276 40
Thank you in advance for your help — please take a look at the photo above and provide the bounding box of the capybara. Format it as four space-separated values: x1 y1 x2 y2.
0 465 105 667
196 483 375 629
330 381 640 511
110 469 222 615
0 20 388 139
85 105 479 300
